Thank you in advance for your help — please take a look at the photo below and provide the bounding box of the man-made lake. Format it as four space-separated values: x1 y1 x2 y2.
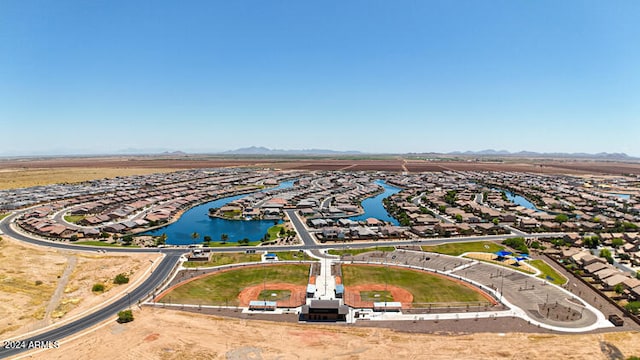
144 179 401 244
349 180 401 225
496 189 540 211
144 181 293 245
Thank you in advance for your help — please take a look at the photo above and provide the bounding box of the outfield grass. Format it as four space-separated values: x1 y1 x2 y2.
360 290 394 302
328 246 396 257
183 253 262 268
342 265 488 303
272 251 315 261
529 259 567 285
258 289 291 301
421 241 504 256
75 241 139 248
63 215 85 224
165 264 309 305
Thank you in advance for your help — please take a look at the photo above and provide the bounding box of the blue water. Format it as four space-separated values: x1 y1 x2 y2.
611 193 631 200
144 180 293 245
349 180 401 225
503 191 539 211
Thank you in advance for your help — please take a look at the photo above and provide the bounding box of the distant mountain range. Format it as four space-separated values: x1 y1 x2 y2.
445 149 634 160
221 147 635 160
221 146 364 156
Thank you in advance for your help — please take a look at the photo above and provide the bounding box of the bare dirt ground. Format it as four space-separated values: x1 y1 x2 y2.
0 167 180 190
2 156 640 184
27 307 640 360
344 284 413 308
0 236 160 339
238 283 306 307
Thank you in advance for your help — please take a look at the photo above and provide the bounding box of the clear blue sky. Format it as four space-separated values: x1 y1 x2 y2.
1 1 639 156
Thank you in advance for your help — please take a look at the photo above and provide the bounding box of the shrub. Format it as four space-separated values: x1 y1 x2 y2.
117 309 134 323
92 283 105 292
625 301 640 315
114 273 129 285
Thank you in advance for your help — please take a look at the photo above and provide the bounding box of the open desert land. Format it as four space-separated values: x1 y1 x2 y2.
2 156 640 189
27 307 640 360
0 235 160 339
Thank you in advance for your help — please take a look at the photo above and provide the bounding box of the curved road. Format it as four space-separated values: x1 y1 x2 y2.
0 209 566 358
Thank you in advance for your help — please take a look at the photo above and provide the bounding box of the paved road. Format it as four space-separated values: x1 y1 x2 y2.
0 251 182 358
0 209 567 357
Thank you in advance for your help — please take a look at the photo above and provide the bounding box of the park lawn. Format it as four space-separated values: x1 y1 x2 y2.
75 241 139 248
0 213 9 220
360 290 394 302
183 253 262 268
342 265 488 303
166 264 309 305
64 215 85 224
328 246 396 257
204 240 262 247
272 251 315 261
421 241 504 256
529 259 567 285
258 289 291 301
267 225 285 240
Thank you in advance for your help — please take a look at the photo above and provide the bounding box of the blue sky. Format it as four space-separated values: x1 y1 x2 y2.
1 1 639 156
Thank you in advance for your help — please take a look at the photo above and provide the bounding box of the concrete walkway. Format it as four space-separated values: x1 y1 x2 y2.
306 250 339 300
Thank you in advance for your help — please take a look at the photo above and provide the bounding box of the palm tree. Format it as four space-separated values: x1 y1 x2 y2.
220 233 229 244
191 232 199 244
203 235 211 247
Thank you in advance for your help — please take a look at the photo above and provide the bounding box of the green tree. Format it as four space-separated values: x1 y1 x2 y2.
191 232 199 244
69 234 78 241
121 235 133 245
599 248 614 264
612 238 625 248
492 218 500 225
92 283 105 292
220 233 229 244
625 301 640 315
614 283 624 295
555 214 569 223
203 235 212 246
114 273 130 284
117 309 134 323
438 205 446 213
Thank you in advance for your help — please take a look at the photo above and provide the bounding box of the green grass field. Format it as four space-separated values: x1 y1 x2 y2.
328 246 396 257
421 241 504 256
272 251 315 261
267 225 285 240
360 290 394 302
165 264 309 305
529 259 567 285
183 253 262 268
258 289 291 301
342 265 489 303
63 215 85 224
0 213 9 221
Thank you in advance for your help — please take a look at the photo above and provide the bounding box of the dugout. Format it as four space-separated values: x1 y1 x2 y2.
249 300 277 311
373 302 402 312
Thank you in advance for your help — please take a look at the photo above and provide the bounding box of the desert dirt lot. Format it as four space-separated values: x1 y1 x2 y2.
27 307 640 360
0 236 160 339
2 156 640 187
